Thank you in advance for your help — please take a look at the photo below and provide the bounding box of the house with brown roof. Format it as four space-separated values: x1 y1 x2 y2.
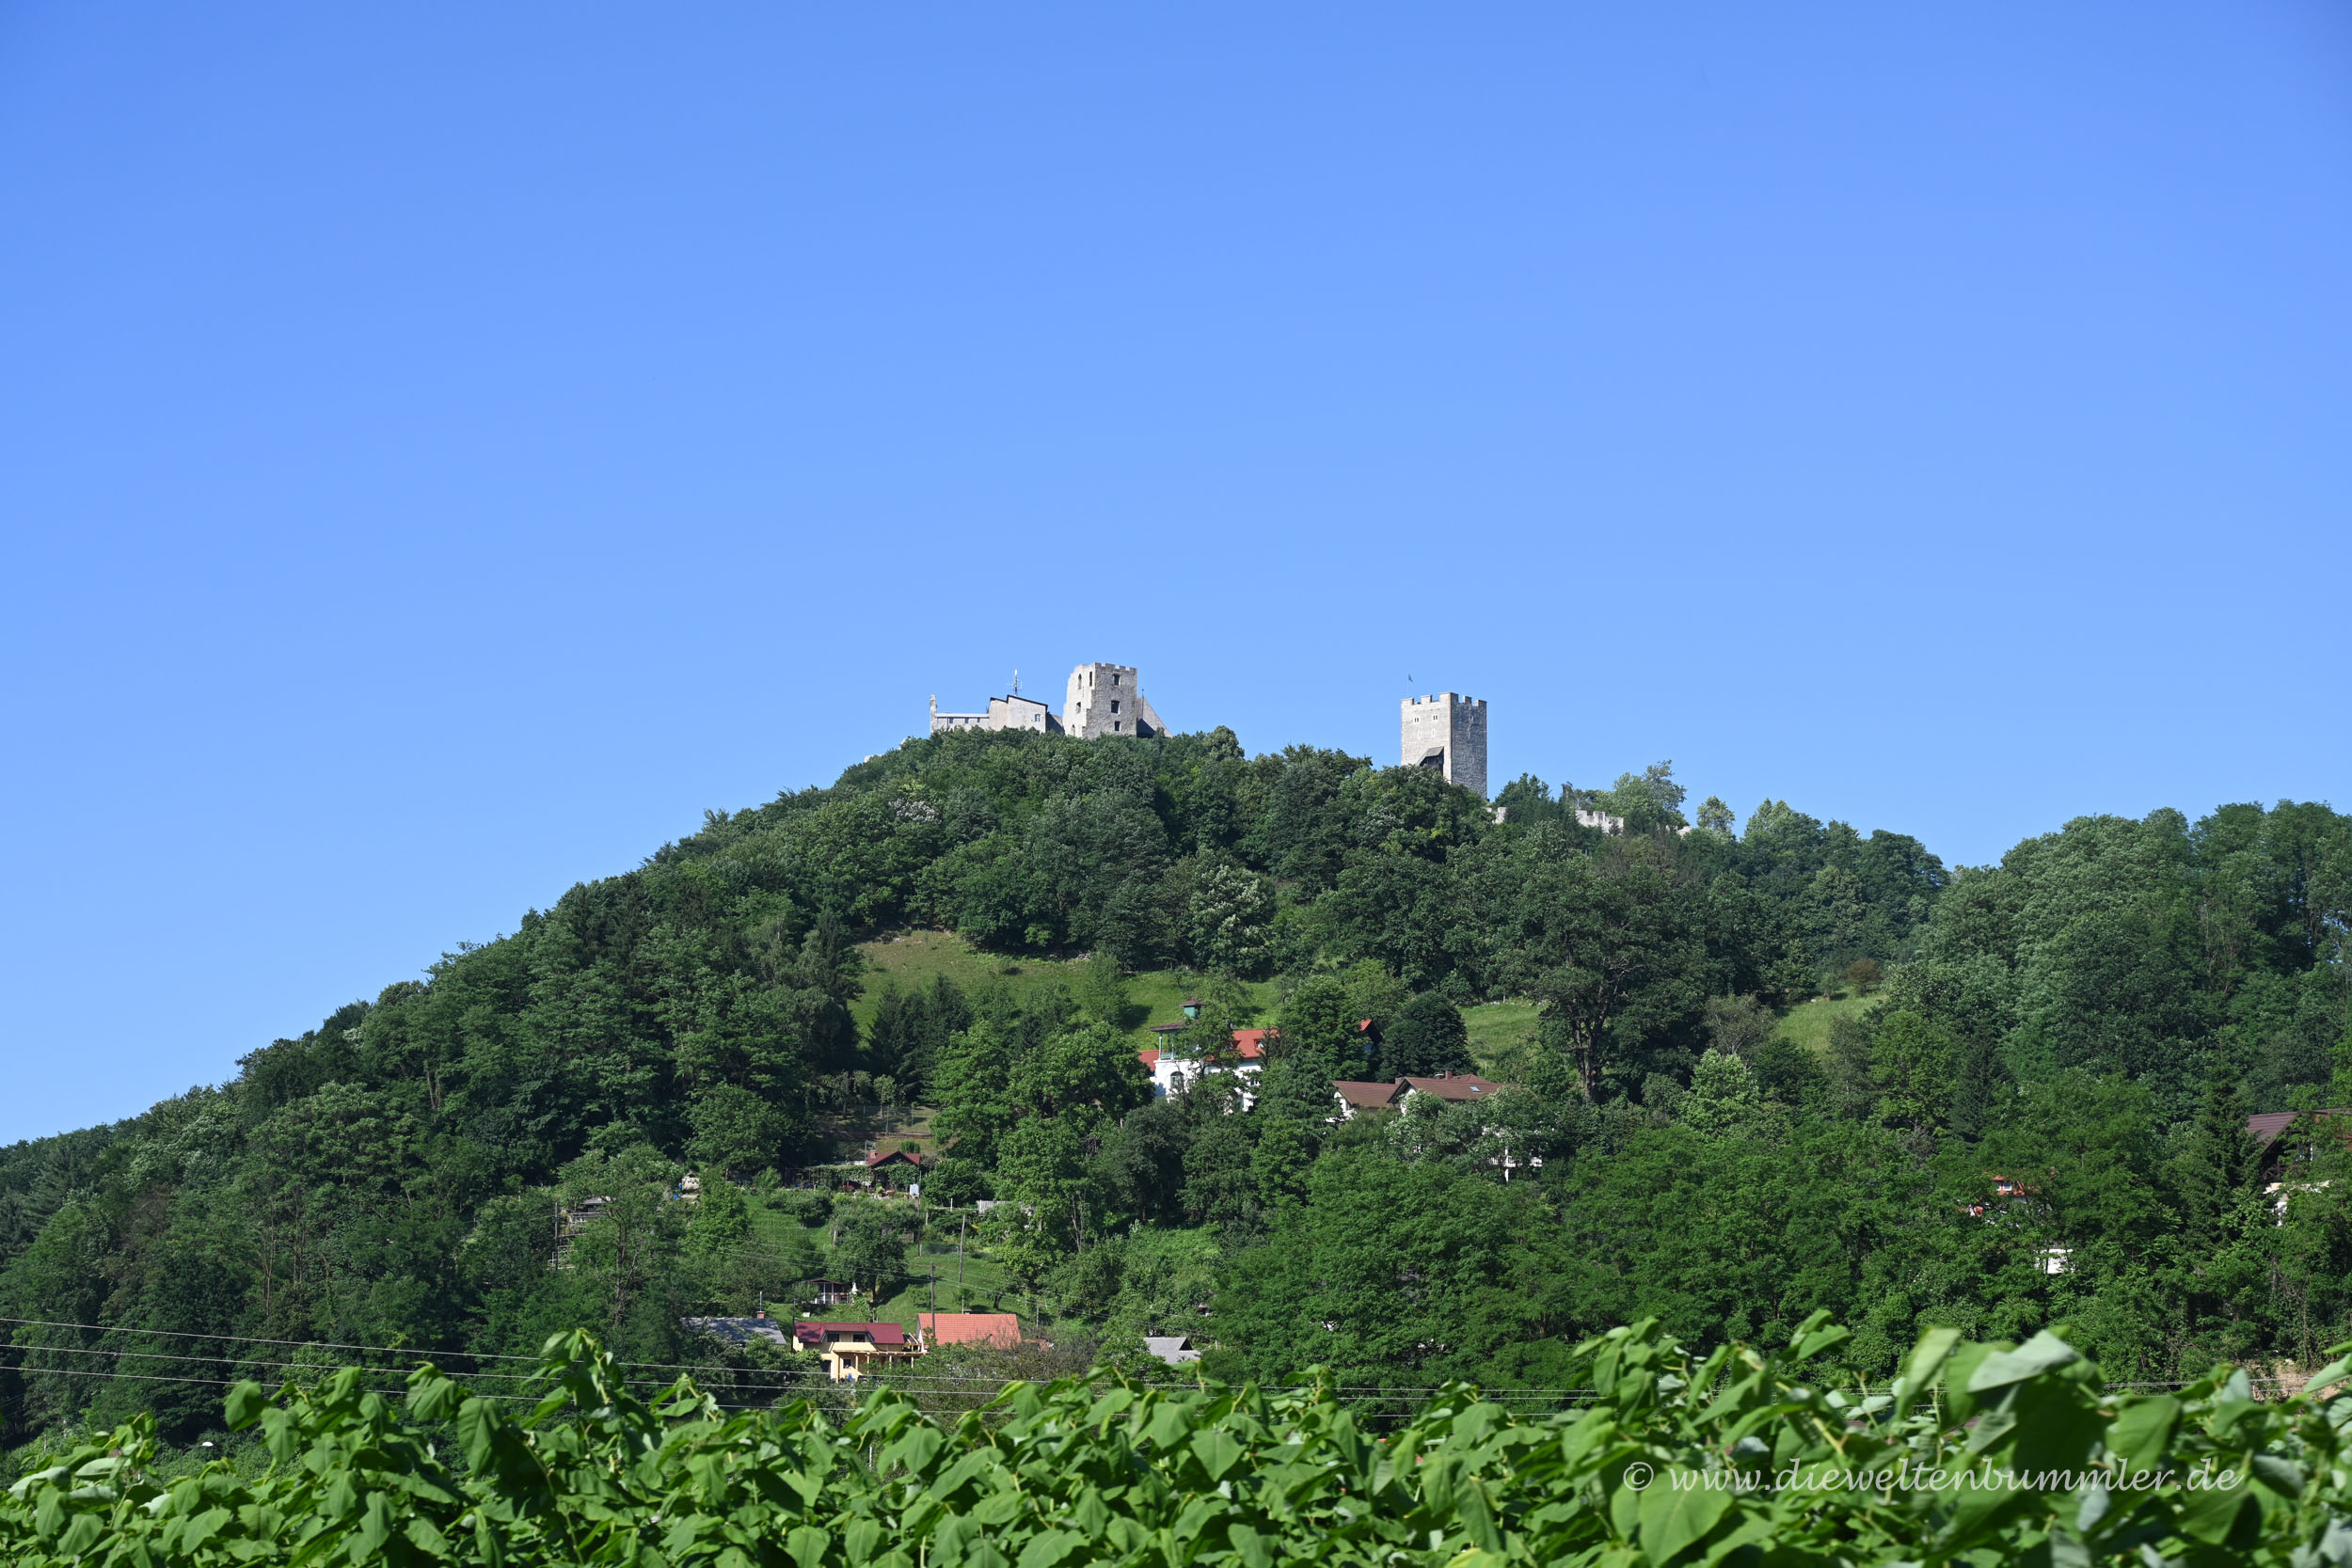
2248 1110 2352 1173
791 1320 919 1382
1395 1072 1505 1104
1332 1080 1405 1117
1329 1071 1506 1119
2248 1109 2352 1219
1327 1072 1535 1176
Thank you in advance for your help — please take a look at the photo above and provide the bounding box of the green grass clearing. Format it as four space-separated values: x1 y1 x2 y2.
852 930 1086 1026
1463 1000 1540 1078
1772 991 1882 1055
853 930 1280 1047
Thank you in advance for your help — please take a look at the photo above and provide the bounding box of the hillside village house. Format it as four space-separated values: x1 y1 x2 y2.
1136 1028 1270 1105
918 1311 1024 1350
1329 1072 1539 1178
686 1311 1039 1380
1329 1071 1508 1117
678 1313 791 1349
792 1320 917 1382
1139 1019 1374 1109
2248 1108 2352 1221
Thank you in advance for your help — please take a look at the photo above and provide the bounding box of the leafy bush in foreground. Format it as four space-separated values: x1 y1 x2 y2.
8 1316 2352 1566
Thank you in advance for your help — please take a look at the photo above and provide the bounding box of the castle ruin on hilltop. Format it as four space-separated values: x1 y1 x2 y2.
930 662 1167 739
932 669 1497 802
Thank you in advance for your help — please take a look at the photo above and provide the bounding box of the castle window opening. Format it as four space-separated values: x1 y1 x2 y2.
1110 701 1120 713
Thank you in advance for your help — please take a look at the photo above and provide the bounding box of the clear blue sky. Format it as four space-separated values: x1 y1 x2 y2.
3 3 2346 1143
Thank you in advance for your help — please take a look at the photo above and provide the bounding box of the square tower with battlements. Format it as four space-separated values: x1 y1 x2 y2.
1064 662 1165 738
1401 692 1487 798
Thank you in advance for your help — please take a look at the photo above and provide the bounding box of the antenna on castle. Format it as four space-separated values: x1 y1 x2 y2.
1012 668 1019 696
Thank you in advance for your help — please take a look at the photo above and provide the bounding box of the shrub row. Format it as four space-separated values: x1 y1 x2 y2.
8 1316 2351 1566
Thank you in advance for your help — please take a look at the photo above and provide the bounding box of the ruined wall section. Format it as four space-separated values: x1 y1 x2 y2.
1133 692 1166 738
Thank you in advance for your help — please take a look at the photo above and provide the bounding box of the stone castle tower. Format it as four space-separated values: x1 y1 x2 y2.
930 662 1168 739
1400 692 1487 799
1063 662 1165 738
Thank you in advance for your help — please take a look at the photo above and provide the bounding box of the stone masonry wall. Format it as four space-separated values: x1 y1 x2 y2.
1064 663 1143 738
1448 695 1487 800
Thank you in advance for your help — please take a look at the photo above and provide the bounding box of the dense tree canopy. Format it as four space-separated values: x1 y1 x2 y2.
1 723 2346 1449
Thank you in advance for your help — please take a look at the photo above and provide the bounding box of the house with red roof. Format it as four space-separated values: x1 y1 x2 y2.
1137 1020 1375 1111
917 1311 1025 1350
1136 1027 1269 1107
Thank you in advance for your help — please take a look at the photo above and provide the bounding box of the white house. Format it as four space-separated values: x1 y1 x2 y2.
1136 1027 1268 1109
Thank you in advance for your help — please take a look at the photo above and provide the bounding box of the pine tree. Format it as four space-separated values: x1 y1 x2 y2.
1946 1035 2006 1139
2180 1067 2258 1247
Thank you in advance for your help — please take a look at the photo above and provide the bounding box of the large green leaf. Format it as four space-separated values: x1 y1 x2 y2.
1966 1331 2080 1394
1637 1470 1731 1564
225 1381 268 1431
1014 1529 1078 1568
2104 1395 2179 1480
1191 1430 1244 1482
2174 1473 2255 1545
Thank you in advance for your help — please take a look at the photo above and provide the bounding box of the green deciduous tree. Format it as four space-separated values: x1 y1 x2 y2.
1377 991 1474 1079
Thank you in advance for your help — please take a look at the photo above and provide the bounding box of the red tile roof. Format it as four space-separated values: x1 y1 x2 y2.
1334 1080 1404 1110
1141 1031 1268 1063
866 1148 927 1168
918 1312 1023 1348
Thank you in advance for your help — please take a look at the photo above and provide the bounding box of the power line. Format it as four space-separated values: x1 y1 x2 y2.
1 1314 1593 1402
0 1316 546 1364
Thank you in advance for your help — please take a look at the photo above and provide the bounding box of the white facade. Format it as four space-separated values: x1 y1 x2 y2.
1400 692 1488 799
1137 1031 1264 1110
930 692 1059 736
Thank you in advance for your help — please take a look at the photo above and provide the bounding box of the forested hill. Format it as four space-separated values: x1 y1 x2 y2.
2 724 2347 1447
